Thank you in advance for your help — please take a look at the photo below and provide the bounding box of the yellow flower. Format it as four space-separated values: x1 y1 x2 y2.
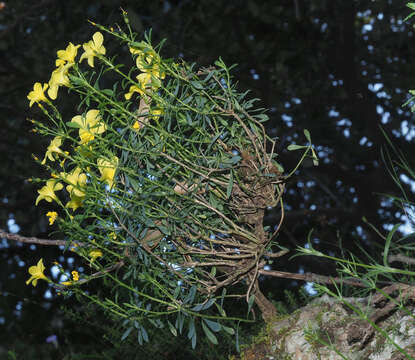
97 156 118 188
132 121 141 131
66 194 84 211
61 281 72 286
35 179 63 205
48 64 71 100
41 136 64 164
60 167 87 198
130 45 165 79
71 109 106 144
56 42 80 67
89 249 103 262
124 73 154 100
109 232 117 240
27 82 48 107
26 258 48 287
71 270 79 281
46 211 58 225
79 32 106 67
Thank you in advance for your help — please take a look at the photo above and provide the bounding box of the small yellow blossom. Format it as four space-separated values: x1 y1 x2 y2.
61 167 87 198
130 45 165 79
97 156 118 188
132 121 141 130
109 232 117 240
46 211 58 225
41 136 64 164
26 258 48 287
27 82 49 107
89 249 103 262
61 281 72 286
35 179 63 205
71 270 79 281
124 73 154 99
79 32 106 67
66 195 84 211
71 109 106 144
56 42 80 67
48 64 71 100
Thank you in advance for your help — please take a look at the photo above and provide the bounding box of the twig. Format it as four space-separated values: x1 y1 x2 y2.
388 254 415 266
0 230 79 247
258 269 369 288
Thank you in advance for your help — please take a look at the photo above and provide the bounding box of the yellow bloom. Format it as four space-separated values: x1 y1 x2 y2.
56 42 80 67
97 156 118 188
61 281 72 286
27 82 48 107
71 109 106 144
46 211 58 225
124 73 153 100
41 136 64 164
130 45 165 79
89 249 103 262
26 258 48 287
48 64 71 100
61 167 87 198
35 179 63 205
79 32 106 67
132 121 141 131
109 232 117 240
66 194 84 211
71 270 79 281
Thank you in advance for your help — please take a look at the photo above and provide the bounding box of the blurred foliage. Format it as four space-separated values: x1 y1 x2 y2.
2 0 415 358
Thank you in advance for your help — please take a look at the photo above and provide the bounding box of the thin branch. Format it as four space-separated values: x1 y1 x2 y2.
388 254 415 266
258 269 369 288
0 230 77 247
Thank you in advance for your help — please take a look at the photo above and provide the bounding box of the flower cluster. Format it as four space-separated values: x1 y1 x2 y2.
27 25 166 294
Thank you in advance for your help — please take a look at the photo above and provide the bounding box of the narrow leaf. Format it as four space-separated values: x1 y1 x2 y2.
203 319 221 332
303 129 311 142
202 320 218 344
167 320 177 337
287 144 306 151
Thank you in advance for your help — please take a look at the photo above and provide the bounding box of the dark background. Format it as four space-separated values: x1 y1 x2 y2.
1 0 415 359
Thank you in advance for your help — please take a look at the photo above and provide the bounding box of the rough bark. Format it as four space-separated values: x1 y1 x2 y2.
237 284 415 360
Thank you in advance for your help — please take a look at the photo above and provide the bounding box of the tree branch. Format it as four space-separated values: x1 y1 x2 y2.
0 230 83 247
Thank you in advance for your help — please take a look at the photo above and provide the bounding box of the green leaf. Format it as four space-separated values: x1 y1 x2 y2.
303 129 311 142
222 325 235 335
101 89 114 97
167 320 177 337
407 3 415 11
140 325 149 343
184 285 197 304
287 144 306 151
190 81 204 90
203 319 221 332
255 114 269 122
121 326 133 341
202 320 218 344
173 286 180 299
187 318 195 339
66 121 82 129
